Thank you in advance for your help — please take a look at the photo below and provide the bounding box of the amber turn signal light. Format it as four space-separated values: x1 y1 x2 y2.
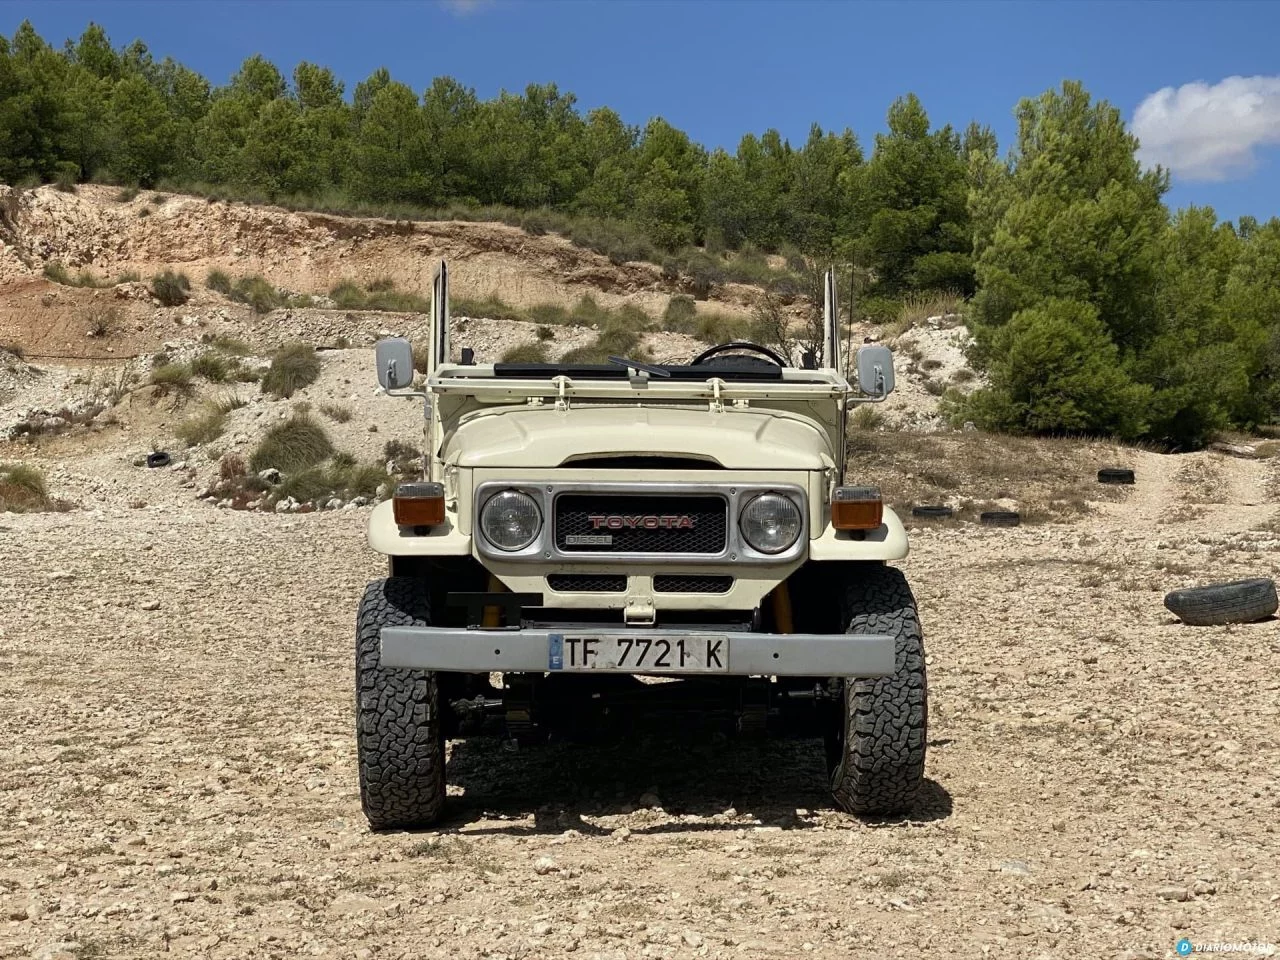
831 486 883 530
393 482 445 527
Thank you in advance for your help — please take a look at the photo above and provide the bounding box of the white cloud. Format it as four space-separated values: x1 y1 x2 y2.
1133 75 1280 181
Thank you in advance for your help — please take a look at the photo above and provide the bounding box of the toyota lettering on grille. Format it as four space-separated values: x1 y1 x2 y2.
562 513 698 546
588 514 697 530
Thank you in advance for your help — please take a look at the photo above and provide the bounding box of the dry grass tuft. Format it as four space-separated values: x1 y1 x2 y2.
249 415 334 474
0 462 52 512
174 407 228 447
261 343 321 399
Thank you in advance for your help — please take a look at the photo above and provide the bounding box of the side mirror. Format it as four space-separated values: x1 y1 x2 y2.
375 338 415 391
855 344 895 398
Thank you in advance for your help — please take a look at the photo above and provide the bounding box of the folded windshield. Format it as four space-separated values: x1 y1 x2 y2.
490 362 785 382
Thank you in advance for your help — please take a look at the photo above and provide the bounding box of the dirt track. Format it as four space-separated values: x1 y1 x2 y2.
2 450 1277 960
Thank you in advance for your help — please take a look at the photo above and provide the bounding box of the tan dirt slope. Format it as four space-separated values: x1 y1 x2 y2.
0 184 756 359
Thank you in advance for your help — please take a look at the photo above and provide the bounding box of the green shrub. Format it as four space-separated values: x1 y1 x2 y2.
560 327 644 364
535 325 555 341
663 294 697 329
84 305 121 338
53 167 77 193
44 263 112 289
0 462 50 512
174 407 228 446
212 393 247 414
692 312 751 343
229 275 284 314
384 440 418 462
206 269 232 295
115 186 139 203
261 342 321 398
320 403 353 423
529 304 570 325
138 206 152 218
961 299 1152 440
42 262 71 284
209 334 251 355
501 342 550 363
452 294 528 322
850 404 885 430
249 414 334 473
329 279 431 313
190 352 230 382
149 363 194 399
114 270 141 284
151 270 191 307
859 296 903 326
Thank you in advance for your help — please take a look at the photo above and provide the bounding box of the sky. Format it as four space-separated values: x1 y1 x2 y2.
9 0 1280 223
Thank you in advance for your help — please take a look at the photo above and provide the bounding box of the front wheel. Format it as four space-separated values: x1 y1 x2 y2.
355 577 446 830
826 564 927 816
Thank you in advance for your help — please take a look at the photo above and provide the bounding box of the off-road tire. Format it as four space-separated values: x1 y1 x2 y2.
911 505 953 518
1098 467 1136 485
827 564 927 816
1164 578 1278 626
356 577 446 830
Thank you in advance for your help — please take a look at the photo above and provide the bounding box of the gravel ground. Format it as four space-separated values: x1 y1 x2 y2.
1 450 1277 960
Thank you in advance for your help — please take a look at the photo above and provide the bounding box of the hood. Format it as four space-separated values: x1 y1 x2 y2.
442 405 834 470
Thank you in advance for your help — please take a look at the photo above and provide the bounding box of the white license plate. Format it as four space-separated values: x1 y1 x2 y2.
548 634 729 673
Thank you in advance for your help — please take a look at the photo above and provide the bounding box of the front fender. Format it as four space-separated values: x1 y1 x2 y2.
367 500 473 556
807 506 908 562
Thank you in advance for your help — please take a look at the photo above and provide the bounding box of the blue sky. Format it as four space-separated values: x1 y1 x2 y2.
10 0 1280 223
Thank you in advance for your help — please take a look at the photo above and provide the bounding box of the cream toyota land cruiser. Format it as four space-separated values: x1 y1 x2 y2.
356 262 926 828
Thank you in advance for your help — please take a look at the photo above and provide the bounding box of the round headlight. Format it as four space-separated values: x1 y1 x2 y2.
739 493 802 554
480 490 542 551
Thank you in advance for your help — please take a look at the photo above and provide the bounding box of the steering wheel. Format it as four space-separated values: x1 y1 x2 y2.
690 341 788 367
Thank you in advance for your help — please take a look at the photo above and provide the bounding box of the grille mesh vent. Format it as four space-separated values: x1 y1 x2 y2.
546 573 628 593
653 574 734 594
554 494 727 554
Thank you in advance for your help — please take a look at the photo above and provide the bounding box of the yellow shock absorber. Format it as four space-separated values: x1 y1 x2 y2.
771 581 795 634
482 574 506 628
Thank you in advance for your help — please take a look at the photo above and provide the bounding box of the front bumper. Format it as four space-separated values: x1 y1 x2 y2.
380 627 895 677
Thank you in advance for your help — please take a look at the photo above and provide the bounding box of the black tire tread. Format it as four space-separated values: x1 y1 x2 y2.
1164 577 1277 626
830 564 927 816
1098 468 1135 485
356 577 446 829
911 505 954 518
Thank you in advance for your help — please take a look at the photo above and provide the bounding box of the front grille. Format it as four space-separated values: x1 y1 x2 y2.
554 494 727 554
546 573 627 593
653 574 733 594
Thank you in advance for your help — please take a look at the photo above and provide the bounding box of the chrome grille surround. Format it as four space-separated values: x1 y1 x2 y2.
473 481 807 565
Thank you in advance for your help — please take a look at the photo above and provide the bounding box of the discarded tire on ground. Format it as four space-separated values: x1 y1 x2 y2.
146 451 171 468
1097 468 1135 484
911 505 953 518
1164 578 1278 626
980 511 1020 527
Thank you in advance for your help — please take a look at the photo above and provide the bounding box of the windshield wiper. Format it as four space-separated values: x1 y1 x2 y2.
608 355 672 378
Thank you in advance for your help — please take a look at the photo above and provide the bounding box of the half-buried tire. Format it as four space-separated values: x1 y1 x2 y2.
1164 578 1278 626
911 505 953 519
1098 468 1135 484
